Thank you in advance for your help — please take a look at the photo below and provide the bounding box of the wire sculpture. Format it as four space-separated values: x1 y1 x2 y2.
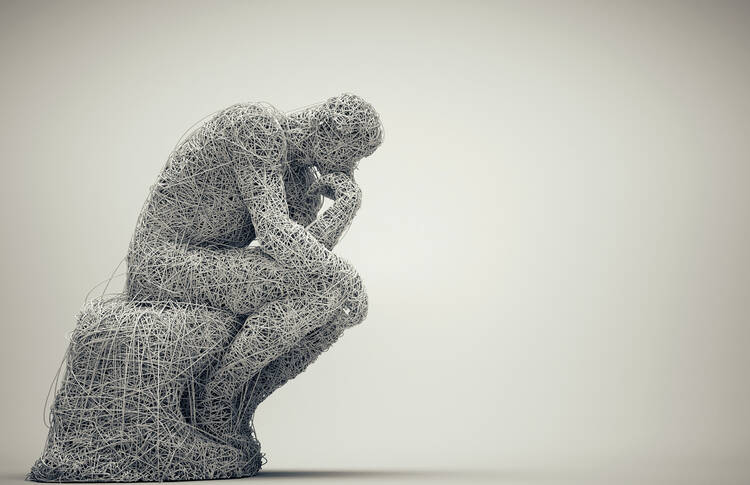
29 93 383 482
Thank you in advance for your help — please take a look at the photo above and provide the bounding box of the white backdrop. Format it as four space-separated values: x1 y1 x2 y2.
1 1 748 484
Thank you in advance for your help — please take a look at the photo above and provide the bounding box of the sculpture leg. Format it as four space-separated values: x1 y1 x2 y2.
193 280 346 450
241 315 348 415
224 316 348 449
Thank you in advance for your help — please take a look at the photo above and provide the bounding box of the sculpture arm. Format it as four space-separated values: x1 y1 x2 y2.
306 172 367 326
235 160 338 273
235 164 367 325
228 107 335 273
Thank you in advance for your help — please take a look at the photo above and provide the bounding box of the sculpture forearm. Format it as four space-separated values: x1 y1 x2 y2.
305 172 362 250
306 196 360 250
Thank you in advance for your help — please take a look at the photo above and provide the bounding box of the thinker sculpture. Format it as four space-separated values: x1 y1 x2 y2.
29 94 383 482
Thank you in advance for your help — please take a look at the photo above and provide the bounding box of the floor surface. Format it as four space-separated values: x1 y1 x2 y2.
2 465 749 485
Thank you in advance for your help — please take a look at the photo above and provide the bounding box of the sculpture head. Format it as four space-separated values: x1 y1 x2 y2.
311 94 383 175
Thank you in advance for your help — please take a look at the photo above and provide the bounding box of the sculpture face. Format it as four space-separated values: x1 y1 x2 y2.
313 93 383 175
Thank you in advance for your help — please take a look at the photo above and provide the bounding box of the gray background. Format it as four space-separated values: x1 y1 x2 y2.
0 1 748 484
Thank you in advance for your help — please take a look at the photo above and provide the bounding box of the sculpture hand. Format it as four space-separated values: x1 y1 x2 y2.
305 172 362 250
307 171 362 209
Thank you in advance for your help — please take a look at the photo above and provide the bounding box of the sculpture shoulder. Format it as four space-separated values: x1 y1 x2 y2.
210 102 287 170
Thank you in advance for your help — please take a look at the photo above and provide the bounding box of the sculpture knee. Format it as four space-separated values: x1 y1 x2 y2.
325 261 368 327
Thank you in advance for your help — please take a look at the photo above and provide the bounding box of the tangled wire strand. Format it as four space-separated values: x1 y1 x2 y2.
29 93 382 482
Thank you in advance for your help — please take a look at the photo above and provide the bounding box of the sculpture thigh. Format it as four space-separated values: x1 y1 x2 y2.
127 236 299 316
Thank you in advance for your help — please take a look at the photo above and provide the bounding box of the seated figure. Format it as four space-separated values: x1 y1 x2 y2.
29 94 383 482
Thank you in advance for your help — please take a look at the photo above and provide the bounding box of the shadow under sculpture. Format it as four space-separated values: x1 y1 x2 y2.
29 94 383 482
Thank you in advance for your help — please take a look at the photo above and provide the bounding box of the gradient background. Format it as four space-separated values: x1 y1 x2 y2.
1 1 748 484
